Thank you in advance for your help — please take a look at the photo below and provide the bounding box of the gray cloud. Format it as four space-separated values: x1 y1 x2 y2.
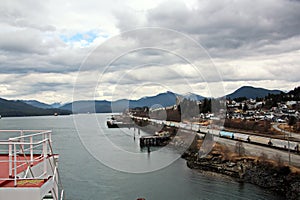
0 0 56 32
110 0 300 96
0 31 62 55
115 0 300 57
0 0 299 103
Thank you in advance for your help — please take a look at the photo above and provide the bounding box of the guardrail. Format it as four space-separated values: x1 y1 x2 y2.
0 130 52 180
0 130 64 200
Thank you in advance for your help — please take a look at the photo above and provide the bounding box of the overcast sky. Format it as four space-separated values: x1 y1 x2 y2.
0 0 300 103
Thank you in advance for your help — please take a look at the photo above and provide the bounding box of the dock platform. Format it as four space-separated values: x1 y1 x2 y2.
139 135 170 148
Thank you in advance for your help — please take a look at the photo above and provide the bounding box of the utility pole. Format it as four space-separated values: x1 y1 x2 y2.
288 130 291 165
288 116 297 165
281 123 291 165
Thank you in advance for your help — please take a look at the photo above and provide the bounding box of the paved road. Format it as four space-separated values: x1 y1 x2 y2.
272 123 300 140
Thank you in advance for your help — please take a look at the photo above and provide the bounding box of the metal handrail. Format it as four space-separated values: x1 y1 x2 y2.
60 190 64 200
0 138 49 146
0 130 51 133
52 166 64 200
9 131 51 141
0 130 64 199
47 140 65 196
0 131 51 184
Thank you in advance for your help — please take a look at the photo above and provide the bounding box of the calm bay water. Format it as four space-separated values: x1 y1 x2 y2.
0 114 281 200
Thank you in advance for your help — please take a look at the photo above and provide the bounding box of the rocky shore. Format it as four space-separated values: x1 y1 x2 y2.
130 117 300 199
182 141 300 200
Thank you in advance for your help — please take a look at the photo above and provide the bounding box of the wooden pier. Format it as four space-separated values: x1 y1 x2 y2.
106 120 134 128
139 135 170 148
106 115 134 128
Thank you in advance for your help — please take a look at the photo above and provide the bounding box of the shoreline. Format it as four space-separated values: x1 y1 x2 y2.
126 116 300 199
191 167 237 182
185 165 284 199
182 143 300 200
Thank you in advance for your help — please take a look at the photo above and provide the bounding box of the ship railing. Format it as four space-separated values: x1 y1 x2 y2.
52 166 64 200
0 130 56 186
47 139 64 200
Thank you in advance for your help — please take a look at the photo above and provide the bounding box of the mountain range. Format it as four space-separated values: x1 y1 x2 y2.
226 86 282 99
0 86 285 116
0 98 71 117
21 100 64 109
